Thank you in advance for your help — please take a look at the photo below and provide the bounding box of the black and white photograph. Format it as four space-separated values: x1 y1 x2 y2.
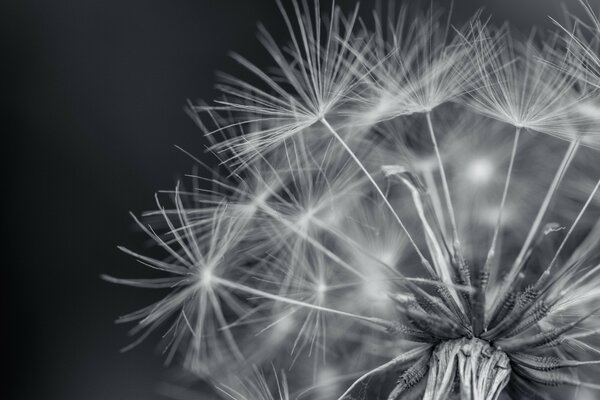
6 0 600 399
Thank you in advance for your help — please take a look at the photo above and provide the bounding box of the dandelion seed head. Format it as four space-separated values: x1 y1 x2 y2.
111 1 600 399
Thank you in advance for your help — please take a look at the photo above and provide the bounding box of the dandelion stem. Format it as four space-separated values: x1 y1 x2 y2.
484 127 521 270
400 176 464 306
320 118 430 267
212 276 393 328
474 127 521 333
514 138 580 267
491 138 581 316
425 112 466 277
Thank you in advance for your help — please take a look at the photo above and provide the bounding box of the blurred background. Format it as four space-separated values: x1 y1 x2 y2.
4 0 599 399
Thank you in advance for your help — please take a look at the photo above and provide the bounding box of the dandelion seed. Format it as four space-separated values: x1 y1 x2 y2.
106 193 253 373
196 0 363 164
464 24 592 140
554 0 600 91
351 5 477 122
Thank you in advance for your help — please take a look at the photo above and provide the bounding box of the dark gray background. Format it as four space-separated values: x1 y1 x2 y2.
5 0 598 399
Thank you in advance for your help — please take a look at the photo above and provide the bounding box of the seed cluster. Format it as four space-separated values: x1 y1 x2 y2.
110 1 600 399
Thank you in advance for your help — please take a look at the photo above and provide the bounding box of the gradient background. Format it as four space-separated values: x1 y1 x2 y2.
5 0 599 399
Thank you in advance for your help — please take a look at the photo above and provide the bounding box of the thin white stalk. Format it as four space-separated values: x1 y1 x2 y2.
491 138 581 314
401 176 465 311
320 118 431 266
212 276 391 327
513 138 580 270
475 127 521 334
483 127 521 272
425 112 463 261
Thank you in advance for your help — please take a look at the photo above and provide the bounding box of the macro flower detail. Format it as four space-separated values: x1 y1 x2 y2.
110 1 600 399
